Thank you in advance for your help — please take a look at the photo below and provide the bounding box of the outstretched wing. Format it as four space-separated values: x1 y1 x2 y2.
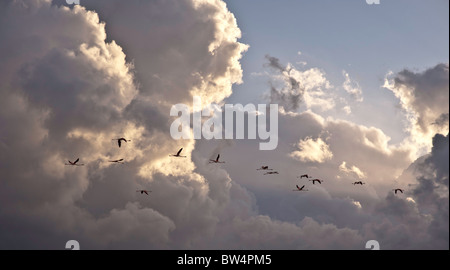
216 154 220 162
118 139 122 147
74 158 79 164
177 148 183 156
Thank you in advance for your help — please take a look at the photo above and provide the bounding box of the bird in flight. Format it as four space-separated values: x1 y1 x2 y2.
112 137 131 148
109 158 124 164
352 181 365 185
136 190 151 195
293 185 308 191
170 148 187 158
257 166 273 171
298 174 311 179
209 154 225 164
264 171 279 175
309 179 323 184
393 188 404 194
65 158 84 166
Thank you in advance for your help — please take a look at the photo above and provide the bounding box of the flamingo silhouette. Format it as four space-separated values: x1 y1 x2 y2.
109 158 124 164
257 166 273 171
65 158 84 166
309 179 323 184
136 190 151 195
170 148 187 158
352 181 365 185
113 138 131 148
209 154 225 164
293 185 308 191
393 189 404 194
298 174 311 179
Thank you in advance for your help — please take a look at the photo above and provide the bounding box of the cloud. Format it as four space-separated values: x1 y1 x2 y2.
215 61 447 249
81 0 249 109
0 0 252 249
265 55 287 73
416 133 449 249
432 113 449 128
263 55 334 113
383 64 449 157
228 215 363 249
339 161 367 179
290 136 333 163
366 133 449 249
264 55 304 112
342 105 352 115
342 70 363 102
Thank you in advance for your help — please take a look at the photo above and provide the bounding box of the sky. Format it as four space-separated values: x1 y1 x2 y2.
0 0 448 250
224 0 449 144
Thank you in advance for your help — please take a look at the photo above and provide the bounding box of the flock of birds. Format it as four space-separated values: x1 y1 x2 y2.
65 139 228 196
65 138 129 166
65 139 405 196
255 165 405 195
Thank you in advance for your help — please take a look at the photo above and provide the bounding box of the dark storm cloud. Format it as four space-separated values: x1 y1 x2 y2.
368 133 449 249
433 113 449 129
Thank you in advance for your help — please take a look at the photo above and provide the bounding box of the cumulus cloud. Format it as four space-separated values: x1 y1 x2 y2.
290 136 333 163
0 0 253 249
365 133 449 249
384 64 449 157
415 133 449 248
339 161 367 179
81 0 249 109
228 215 363 249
